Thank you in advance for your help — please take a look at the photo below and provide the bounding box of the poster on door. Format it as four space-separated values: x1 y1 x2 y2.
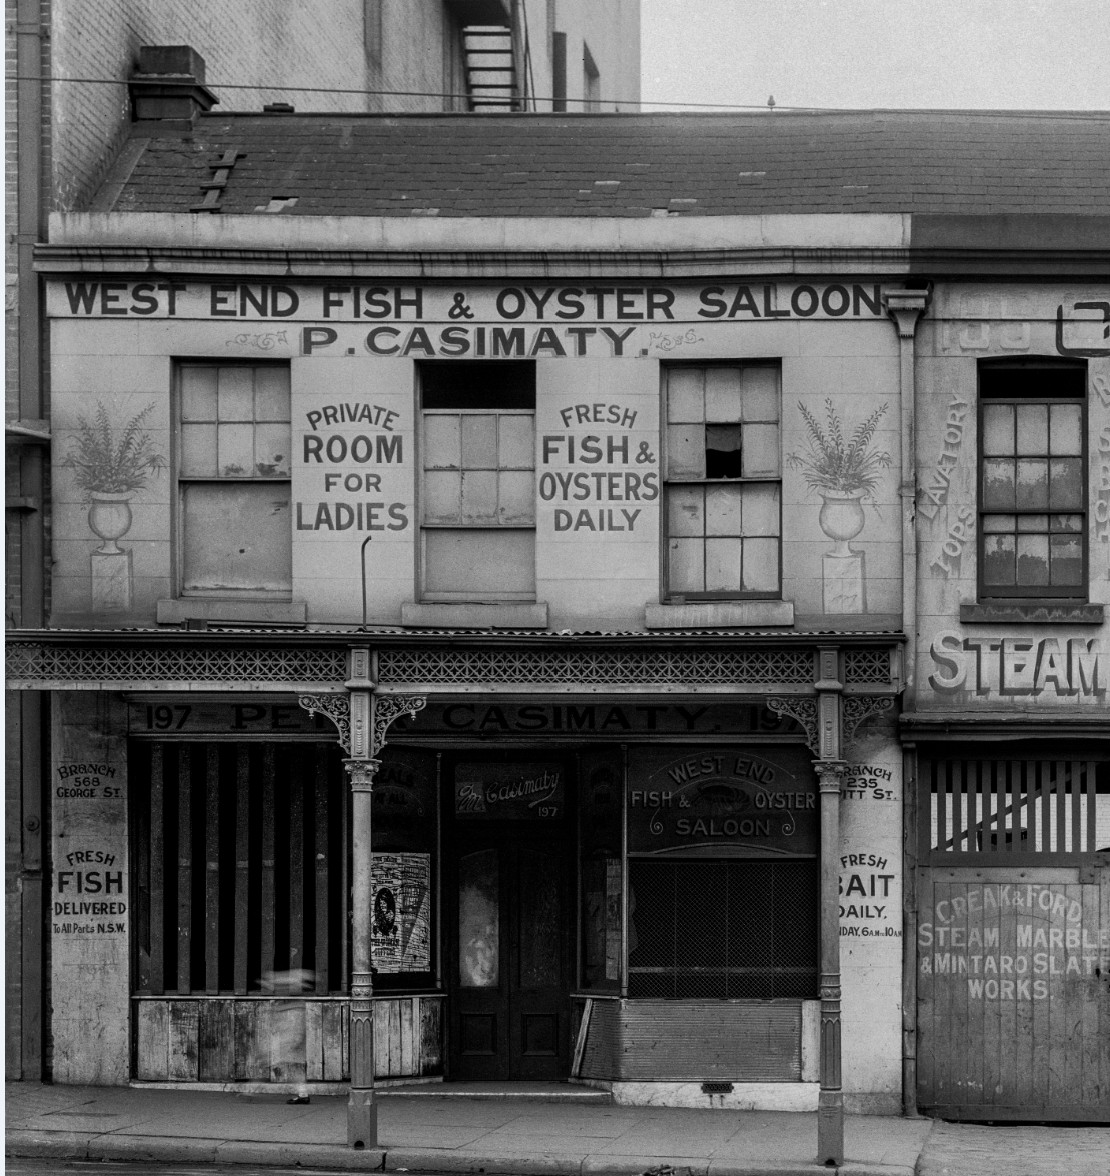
371 852 431 972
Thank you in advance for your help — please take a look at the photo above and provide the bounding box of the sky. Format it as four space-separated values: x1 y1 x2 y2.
640 0 1110 112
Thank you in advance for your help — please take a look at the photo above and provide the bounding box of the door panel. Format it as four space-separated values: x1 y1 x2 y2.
449 832 569 1080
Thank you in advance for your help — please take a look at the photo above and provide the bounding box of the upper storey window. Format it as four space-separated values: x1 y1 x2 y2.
663 364 782 600
978 361 1086 600
419 361 536 602
176 362 291 596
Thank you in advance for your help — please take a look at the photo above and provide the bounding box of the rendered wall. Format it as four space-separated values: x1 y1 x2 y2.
914 283 1110 712
47 277 903 634
49 691 130 1084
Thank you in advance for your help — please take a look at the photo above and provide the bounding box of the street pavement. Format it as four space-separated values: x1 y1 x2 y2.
5 1082 1109 1176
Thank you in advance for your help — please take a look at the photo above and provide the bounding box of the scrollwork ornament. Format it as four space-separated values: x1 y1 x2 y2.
841 694 894 752
299 693 352 752
371 694 427 756
766 696 820 754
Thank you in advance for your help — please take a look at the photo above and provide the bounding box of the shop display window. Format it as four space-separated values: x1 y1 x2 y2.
131 741 346 996
977 360 1087 600
175 361 292 596
370 748 438 990
419 361 536 601
627 858 819 999
663 363 782 599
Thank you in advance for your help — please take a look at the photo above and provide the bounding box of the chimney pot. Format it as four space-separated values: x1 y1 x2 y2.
130 45 217 130
138 45 208 83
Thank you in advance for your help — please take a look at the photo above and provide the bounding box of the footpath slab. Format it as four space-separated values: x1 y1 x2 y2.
916 1121 1110 1176
5 1082 931 1176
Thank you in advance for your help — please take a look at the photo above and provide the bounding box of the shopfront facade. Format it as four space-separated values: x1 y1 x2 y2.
906 282 1110 1121
15 632 902 1113
14 253 917 1120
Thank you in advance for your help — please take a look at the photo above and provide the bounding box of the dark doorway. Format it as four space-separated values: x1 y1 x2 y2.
445 758 572 1080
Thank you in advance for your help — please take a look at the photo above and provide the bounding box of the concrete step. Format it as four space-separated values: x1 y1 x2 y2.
379 1081 612 1103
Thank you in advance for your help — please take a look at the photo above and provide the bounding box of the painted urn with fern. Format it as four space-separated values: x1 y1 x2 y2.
787 398 892 556
61 403 165 553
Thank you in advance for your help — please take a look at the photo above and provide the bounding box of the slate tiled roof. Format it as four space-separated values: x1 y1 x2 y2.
106 109 1110 219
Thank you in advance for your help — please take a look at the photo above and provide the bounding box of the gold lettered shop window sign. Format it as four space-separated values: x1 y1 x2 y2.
454 762 564 820
627 746 818 857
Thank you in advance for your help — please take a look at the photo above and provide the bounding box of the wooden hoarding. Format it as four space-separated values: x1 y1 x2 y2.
916 868 1110 1120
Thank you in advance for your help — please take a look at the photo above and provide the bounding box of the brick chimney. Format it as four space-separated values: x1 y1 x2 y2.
129 45 217 129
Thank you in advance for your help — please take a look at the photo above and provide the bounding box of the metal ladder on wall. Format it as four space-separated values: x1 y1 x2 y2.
462 25 518 110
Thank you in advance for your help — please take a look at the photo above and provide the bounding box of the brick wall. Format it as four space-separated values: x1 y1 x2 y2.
51 0 375 211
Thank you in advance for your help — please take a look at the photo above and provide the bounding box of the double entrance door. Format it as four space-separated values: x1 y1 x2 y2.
446 758 571 1081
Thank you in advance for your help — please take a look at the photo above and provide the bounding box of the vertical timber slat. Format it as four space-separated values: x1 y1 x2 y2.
306 1000 324 1081
261 747 276 988
1071 760 1081 854
1085 762 1096 853
1026 761 1037 854
289 753 305 975
150 746 165 995
135 1001 169 1081
234 747 250 995
167 1000 199 1080
1055 760 1065 853
177 748 193 994
205 746 220 995
315 748 329 994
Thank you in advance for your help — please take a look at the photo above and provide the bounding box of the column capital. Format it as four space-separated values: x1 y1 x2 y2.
814 759 848 792
344 757 381 791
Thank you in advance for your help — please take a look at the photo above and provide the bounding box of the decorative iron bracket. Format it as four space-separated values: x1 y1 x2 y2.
767 696 819 755
299 693 351 751
372 694 427 757
842 695 894 752
298 691 427 757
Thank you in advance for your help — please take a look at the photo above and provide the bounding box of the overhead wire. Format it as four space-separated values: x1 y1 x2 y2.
12 72 824 112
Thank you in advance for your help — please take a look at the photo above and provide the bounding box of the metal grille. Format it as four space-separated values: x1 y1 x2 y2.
843 649 892 684
627 859 819 999
377 647 814 686
926 756 1110 855
132 741 348 996
6 641 346 688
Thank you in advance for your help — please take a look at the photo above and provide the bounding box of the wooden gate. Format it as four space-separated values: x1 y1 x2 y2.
915 753 1110 1121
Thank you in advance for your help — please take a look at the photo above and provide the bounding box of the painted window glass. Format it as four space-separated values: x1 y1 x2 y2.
978 362 1086 600
664 364 782 599
176 362 291 595
420 361 536 601
458 849 500 987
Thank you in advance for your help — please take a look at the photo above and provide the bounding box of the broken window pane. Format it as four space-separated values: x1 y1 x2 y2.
420 363 536 601
705 424 744 478
665 364 781 599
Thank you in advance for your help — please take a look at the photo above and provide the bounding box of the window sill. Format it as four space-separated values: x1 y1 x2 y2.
960 601 1104 625
401 601 549 629
645 600 795 629
157 598 307 626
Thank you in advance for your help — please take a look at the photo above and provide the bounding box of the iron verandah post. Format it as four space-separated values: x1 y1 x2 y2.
300 647 425 1149
814 645 845 1168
